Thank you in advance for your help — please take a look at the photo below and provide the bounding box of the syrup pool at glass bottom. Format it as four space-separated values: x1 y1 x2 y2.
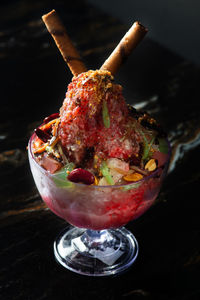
28 133 170 275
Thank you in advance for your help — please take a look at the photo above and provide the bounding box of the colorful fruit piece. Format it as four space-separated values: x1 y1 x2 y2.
98 177 110 186
52 163 75 188
40 153 63 173
109 169 124 184
106 158 129 174
100 161 114 185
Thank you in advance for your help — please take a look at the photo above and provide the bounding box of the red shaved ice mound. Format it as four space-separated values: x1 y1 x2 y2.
59 70 142 167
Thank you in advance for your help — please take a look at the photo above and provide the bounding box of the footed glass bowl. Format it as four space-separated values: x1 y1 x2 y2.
28 133 170 276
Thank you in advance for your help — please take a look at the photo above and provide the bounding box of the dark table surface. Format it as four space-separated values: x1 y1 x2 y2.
1 1 200 299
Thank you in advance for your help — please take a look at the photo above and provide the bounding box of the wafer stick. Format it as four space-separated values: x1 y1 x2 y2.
42 9 87 76
100 21 148 75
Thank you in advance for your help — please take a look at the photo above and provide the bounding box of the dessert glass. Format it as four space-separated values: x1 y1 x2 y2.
28 132 170 276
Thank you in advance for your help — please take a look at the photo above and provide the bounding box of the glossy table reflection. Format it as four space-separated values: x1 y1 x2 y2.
0 1 200 299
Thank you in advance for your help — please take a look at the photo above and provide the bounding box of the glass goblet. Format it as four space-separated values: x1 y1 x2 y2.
28 133 170 276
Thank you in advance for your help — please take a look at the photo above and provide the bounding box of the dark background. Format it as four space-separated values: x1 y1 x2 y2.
88 0 200 65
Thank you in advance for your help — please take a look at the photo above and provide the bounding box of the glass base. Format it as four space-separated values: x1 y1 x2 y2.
54 226 139 276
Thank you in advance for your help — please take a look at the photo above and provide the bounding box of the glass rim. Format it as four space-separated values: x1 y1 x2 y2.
28 132 171 189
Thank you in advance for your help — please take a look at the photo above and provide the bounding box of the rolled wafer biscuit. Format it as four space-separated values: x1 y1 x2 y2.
100 21 148 75
42 10 87 76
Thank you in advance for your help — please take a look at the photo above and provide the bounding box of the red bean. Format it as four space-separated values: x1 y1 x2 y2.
34 128 51 143
68 168 95 185
43 113 60 124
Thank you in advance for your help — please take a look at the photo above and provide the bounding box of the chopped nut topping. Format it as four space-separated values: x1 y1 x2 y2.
123 172 143 182
145 159 157 172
